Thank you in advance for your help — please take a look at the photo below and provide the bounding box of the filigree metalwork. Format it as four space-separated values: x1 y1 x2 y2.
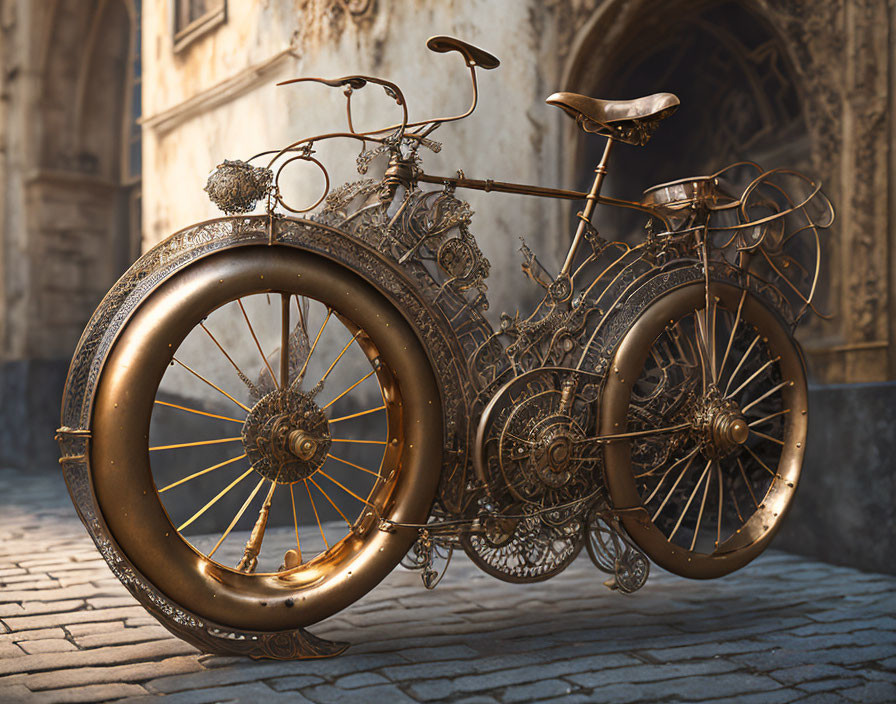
204 160 273 214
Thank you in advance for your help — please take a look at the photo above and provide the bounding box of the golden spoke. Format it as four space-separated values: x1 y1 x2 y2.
715 461 724 548
154 400 245 424
199 322 258 395
158 453 246 493
751 429 785 446
178 466 255 532
297 308 332 382
599 423 692 442
710 299 718 383
295 295 308 335
689 461 714 551
237 299 278 389
208 477 266 558
744 444 779 479
328 405 387 424
636 445 699 482
692 313 709 393
727 356 780 399
729 479 745 523
326 453 382 478
740 380 791 415
669 459 713 541
651 453 698 520
320 330 364 384
330 438 388 445
304 479 329 549
290 484 302 563
308 477 352 529
737 457 760 509
280 293 290 388
718 290 747 382
317 469 377 507
748 408 792 427
723 333 762 396
150 437 242 451
322 368 377 410
172 357 251 413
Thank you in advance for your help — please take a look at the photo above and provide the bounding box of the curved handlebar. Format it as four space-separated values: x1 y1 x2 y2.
426 35 500 70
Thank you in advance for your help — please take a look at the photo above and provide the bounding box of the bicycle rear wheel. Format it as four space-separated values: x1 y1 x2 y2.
601 279 808 579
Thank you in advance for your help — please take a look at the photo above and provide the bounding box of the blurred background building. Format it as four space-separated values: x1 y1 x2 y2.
0 0 892 570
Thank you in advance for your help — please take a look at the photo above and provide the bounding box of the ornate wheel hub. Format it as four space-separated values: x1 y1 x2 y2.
242 388 331 483
695 390 748 459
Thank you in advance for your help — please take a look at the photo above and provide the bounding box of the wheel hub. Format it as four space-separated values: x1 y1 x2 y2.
242 387 331 483
695 391 749 458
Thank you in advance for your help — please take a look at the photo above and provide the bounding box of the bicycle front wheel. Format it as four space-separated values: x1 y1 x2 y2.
59 219 446 655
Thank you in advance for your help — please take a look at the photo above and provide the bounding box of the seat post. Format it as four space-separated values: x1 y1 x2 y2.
560 136 615 276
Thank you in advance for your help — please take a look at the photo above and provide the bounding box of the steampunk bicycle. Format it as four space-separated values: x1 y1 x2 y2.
58 36 833 658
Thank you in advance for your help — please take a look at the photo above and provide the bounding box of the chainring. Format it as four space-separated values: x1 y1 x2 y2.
460 509 583 583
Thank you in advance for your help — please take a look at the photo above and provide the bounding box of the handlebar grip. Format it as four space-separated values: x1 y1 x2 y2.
426 35 500 70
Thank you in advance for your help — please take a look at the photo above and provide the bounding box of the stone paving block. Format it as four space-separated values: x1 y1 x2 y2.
711 686 808 703
0 639 198 676
770 663 859 686
122 617 160 628
566 659 740 689
5 656 204 691
798 676 867 693
85 597 139 609
839 680 896 703
333 672 390 689
35 682 149 703
20 639 78 654
0 641 25 658
303 682 419 704
0 573 62 585
267 674 326 692
64 621 122 637
0 600 86 618
0 585 127 605
501 677 575 702
0 684 40 703
792 693 853 703
399 644 480 662
0 627 66 643
71 626 170 649
640 637 771 662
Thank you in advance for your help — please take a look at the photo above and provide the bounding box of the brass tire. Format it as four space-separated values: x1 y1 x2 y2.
90 245 442 630
601 280 808 579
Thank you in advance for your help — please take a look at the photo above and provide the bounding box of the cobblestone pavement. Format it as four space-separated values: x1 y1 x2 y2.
0 468 894 704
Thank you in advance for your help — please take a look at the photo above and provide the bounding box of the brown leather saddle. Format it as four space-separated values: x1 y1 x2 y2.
546 91 680 146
